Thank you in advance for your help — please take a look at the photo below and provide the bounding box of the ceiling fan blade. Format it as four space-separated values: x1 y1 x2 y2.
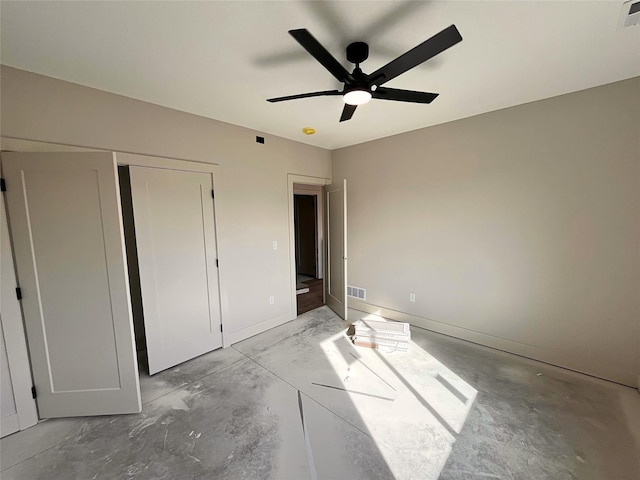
267 90 341 102
368 25 462 86
289 29 354 83
340 104 357 122
372 87 439 104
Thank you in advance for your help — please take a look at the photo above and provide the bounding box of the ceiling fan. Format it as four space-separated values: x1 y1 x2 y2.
267 25 463 122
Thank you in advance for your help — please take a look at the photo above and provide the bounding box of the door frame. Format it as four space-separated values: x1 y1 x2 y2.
114 153 228 346
287 174 330 317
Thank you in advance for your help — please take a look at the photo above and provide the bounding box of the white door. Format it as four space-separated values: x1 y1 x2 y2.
128 166 222 375
0 323 20 437
1 191 38 436
326 179 348 320
1 152 141 418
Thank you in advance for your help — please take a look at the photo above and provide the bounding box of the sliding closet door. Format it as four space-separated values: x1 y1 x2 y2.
1 152 141 418
129 166 222 375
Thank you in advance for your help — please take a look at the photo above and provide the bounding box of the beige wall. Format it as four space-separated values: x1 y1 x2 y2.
3 66 638 386
0 66 332 343
333 77 640 387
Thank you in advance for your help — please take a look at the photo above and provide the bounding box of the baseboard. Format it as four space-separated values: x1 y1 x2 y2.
349 299 637 388
223 311 295 347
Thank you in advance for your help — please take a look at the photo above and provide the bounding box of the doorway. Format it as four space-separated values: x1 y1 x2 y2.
293 183 325 315
294 194 317 279
288 174 346 320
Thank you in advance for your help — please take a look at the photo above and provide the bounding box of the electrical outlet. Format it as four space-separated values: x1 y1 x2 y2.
269 295 275 305
409 293 416 303
273 241 278 250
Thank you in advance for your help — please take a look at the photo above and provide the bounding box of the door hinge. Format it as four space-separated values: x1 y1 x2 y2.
220 324 223 333
0 178 6 192
31 385 37 399
15 287 22 300
211 189 215 199
216 259 219 268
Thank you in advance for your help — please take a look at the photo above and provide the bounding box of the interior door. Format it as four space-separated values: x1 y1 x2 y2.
1 191 38 436
0 324 19 436
128 166 222 375
1 152 141 418
325 179 348 320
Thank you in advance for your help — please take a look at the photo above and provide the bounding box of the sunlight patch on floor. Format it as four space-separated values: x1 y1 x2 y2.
317 319 477 479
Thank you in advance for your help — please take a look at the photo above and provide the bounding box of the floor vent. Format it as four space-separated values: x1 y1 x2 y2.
347 285 366 301
620 0 640 27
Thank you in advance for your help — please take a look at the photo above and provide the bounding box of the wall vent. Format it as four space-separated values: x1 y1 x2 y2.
347 285 366 301
619 0 640 27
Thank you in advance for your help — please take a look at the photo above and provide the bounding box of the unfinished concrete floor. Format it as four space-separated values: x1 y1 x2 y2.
1 306 639 479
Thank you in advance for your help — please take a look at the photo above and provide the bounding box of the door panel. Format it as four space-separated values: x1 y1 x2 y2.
0 192 38 435
1 152 141 418
326 179 347 320
1 322 19 436
129 166 222 375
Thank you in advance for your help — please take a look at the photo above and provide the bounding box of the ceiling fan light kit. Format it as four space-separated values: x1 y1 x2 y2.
343 89 372 105
267 25 463 122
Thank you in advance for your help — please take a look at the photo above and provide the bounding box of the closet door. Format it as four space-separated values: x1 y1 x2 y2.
1 152 141 418
1 191 38 435
129 166 222 375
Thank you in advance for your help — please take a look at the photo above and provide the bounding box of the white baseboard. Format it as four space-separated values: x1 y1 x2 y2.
223 311 295 347
349 299 637 388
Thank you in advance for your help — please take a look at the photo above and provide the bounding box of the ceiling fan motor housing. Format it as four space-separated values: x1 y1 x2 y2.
346 42 369 65
345 66 370 93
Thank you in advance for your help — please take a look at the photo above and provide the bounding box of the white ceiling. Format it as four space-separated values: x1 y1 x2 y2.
1 1 639 149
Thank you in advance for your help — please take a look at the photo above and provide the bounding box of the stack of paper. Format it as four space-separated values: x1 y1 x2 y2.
351 317 410 352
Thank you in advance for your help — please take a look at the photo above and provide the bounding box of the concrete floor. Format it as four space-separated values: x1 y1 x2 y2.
1 306 638 479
